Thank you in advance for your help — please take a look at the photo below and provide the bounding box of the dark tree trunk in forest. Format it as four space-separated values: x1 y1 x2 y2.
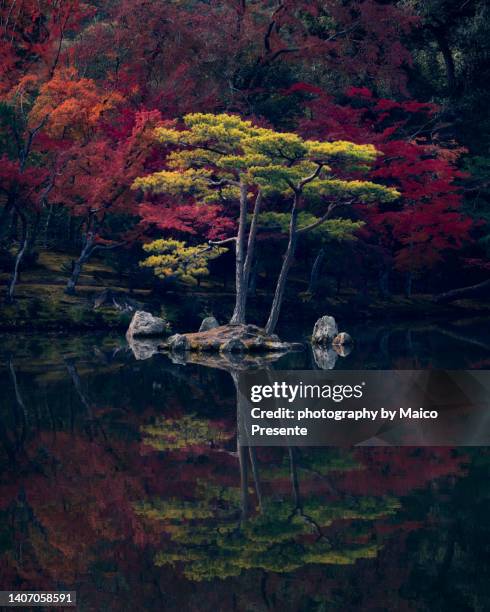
238 444 249 522
431 26 457 93
265 172 335 333
65 233 95 295
230 183 248 324
6 213 28 303
243 191 262 298
43 204 54 247
249 447 263 511
265 200 299 334
308 247 325 294
9 210 18 241
230 188 262 325
288 447 300 509
0 198 13 232
65 224 124 295
29 211 40 251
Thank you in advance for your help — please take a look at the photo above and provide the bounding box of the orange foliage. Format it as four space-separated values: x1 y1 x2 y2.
28 68 124 139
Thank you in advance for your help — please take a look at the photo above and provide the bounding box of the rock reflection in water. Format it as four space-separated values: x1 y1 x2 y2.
166 348 290 371
312 343 353 369
127 337 163 360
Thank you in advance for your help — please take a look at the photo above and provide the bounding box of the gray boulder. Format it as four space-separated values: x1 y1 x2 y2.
199 316 219 332
333 332 353 346
312 316 338 345
126 310 168 339
168 333 189 353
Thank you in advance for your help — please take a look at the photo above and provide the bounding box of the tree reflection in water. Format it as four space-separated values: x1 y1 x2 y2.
0 330 488 611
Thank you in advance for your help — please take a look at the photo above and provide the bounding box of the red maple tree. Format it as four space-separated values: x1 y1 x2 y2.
293 84 473 294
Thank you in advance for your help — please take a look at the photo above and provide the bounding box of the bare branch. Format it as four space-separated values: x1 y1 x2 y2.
265 46 300 64
208 178 239 188
297 199 355 234
298 164 323 189
208 236 237 246
91 240 126 254
20 115 49 170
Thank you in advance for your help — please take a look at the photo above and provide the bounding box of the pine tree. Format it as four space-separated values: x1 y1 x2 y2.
133 113 398 331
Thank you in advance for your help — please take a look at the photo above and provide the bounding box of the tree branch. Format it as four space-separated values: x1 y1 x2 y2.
91 240 126 254
298 164 323 189
208 236 237 246
297 199 354 234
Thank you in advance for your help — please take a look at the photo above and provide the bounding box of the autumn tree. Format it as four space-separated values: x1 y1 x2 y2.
78 0 418 121
133 112 269 324
248 138 397 332
292 85 474 296
133 113 397 331
0 2 91 300
58 108 162 294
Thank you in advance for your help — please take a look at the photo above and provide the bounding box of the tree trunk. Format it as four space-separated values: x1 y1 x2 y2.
242 190 262 296
6 213 28 303
432 26 457 93
265 196 299 334
230 183 249 324
288 447 300 509
65 234 94 295
9 358 28 434
65 359 92 415
43 204 54 248
308 247 325 294
249 446 263 512
230 188 262 324
238 444 249 522
29 211 40 251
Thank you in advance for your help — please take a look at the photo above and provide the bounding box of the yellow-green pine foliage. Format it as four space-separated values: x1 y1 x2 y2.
138 491 400 581
132 112 399 203
141 414 233 451
133 113 398 281
140 239 226 284
257 211 364 242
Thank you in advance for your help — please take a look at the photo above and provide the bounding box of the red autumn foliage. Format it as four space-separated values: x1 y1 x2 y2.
294 86 473 275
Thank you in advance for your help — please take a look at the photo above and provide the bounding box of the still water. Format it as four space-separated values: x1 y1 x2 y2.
0 318 489 611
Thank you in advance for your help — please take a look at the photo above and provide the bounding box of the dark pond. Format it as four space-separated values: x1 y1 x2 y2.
0 318 489 611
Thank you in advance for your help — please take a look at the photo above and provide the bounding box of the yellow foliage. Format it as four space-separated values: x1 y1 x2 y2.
140 239 226 284
133 112 399 206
